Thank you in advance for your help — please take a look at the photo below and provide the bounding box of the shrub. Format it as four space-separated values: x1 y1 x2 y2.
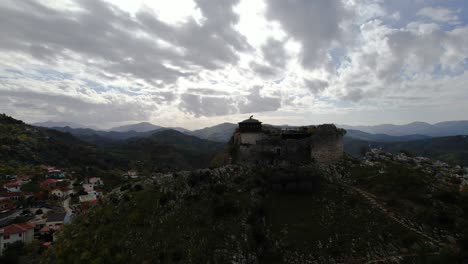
212 196 240 218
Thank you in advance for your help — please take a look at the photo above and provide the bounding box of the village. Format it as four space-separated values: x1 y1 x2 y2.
0 165 140 256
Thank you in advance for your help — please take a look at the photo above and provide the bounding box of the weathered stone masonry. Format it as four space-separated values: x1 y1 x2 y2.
232 117 346 166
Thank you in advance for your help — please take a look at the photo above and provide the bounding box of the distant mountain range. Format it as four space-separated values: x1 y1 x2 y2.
340 120 468 137
33 121 99 130
189 122 237 142
344 129 431 142
34 120 468 142
109 122 162 132
10 115 468 167
3 114 225 171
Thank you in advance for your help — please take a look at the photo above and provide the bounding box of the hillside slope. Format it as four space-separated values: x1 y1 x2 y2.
0 114 121 171
190 122 237 142
1 114 226 173
41 163 461 263
102 130 225 171
49 126 154 141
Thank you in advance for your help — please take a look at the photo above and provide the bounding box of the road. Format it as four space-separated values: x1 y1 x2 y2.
63 197 73 224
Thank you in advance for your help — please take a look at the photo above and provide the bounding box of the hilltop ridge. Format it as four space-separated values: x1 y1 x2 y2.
41 151 468 263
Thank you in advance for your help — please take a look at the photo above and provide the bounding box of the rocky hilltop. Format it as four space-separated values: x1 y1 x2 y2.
41 151 468 263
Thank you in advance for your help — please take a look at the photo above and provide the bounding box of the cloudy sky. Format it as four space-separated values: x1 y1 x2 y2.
0 0 467 129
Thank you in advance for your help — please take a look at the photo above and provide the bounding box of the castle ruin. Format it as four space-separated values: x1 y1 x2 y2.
232 116 346 166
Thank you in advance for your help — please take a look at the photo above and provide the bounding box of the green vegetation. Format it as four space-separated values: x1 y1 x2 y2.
41 165 450 263
3 113 468 262
0 114 123 172
103 130 224 173
0 114 224 176
347 156 468 261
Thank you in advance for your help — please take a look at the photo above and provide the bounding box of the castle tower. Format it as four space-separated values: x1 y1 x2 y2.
238 115 262 133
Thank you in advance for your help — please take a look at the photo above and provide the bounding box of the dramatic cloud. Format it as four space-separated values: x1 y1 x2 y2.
261 38 289 68
179 93 236 117
249 61 278 78
304 78 329 95
265 0 352 69
0 0 467 128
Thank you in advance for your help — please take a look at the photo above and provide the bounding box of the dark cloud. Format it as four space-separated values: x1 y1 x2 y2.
238 86 281 113
0 0 250 84
261 38 289 68
136 0 251 71
265 0 352 69
341 88 364 102
0 87 156 124
179 93 236 117
304 78 329 94
179 86 281 117
249 62 278 78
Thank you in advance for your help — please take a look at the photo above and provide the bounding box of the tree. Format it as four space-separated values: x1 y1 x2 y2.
21 182 40 192
0 241 24 264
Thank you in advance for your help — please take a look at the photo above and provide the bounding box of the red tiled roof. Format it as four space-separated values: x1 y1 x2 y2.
1 192 21 197
40 179 58 186
4 181 20 187
0 199 15 211
0 199 13 204
1 223 34 236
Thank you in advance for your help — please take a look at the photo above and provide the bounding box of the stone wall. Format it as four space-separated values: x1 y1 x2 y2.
233 124 345 166
239 132 265 145
310 135 344 165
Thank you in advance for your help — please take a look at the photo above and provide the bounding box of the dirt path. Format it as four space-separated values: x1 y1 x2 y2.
349 185 444 247
364 252 439 264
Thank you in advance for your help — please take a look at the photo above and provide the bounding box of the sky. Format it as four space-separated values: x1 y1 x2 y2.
0 0 467 130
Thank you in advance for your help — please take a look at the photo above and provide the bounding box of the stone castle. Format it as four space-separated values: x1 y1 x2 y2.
232 116 346 165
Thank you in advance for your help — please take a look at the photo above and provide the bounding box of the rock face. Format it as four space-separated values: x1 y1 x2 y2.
310 132 344 165
232 119 346 165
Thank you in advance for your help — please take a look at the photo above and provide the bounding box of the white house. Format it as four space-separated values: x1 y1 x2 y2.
79 194 97 203
88 177 103 186
87 189 104 198
82 183 94 193
127 170 138 179
51 187 72 199
3 181 21 192
0 223 34 255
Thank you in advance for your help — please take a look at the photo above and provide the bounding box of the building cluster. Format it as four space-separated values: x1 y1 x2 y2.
123 170 139 179
79 177 104 200
0 166 106 255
